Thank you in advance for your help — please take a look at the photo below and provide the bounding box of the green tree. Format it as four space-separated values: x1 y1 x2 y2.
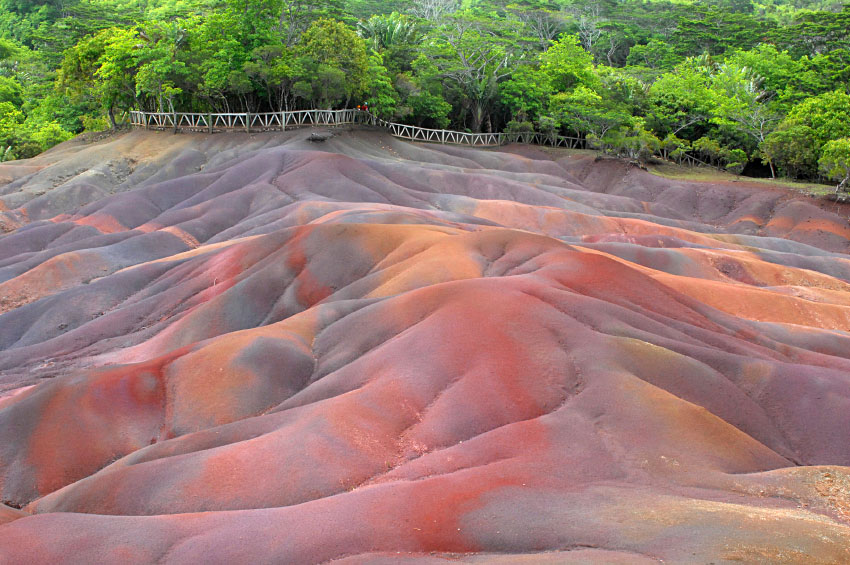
253 0 345 47
296 19 370 107
0 101 24 156
408 90 451 128
785 90 850 147
539 33 596 93
506 0 564 49
29 120 73 150
671 8 768 56
398 53 452 128
626 39 681 70
244 44 297 111
659 133 690 162
550 85 630 139
770 6 850 58
0 76 22 106
356 12 421 74
59 27 139 129
709 62 782 176
807 48 850 94
364 52 398 118
819 138 850 192
408 0 460 23
188 12 255 112
498 63 549 123
761 122 819 178
724 45 807 111
357 12 420 51
647 61 715 138
603 121 660 163
423 14 521 132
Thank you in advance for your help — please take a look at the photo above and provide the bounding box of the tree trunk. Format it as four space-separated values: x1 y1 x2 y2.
108 105 117 131
470 102 485 133
768 160 775 179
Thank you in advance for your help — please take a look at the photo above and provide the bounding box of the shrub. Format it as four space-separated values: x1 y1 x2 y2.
819 138 850 192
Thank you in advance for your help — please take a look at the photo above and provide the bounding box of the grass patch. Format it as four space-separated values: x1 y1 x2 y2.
648 161 836 196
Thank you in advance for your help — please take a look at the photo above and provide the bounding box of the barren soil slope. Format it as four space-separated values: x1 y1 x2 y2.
0 129 849 563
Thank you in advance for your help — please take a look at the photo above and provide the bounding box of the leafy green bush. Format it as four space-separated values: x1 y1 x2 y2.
408 91 450 129
30 122 73 151
762 123 819 178
82 114 110 132
505 119 534 134
819 138 850 192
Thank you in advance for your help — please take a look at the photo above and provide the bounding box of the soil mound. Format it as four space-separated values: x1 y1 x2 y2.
1 130 849 563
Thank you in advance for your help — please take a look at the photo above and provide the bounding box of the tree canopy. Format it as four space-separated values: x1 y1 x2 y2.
0 0 848 185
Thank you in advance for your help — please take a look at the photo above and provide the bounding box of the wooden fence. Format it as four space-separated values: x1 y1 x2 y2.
128 109 724 170
128 109 586 149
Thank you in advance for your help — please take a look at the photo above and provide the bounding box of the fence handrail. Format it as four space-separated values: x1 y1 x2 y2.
128 109 585 149
128 109 718 169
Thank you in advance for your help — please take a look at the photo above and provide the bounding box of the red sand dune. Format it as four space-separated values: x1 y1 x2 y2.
1 129 849 563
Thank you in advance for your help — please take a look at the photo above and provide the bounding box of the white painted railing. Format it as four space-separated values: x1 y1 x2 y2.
128 109 585 149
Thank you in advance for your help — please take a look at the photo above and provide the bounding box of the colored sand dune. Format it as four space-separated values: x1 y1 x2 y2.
1 129 849 563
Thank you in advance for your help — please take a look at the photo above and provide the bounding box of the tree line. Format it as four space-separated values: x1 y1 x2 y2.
1 0 849 189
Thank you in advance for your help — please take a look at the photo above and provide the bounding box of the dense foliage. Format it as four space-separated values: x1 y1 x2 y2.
1 0 848 186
